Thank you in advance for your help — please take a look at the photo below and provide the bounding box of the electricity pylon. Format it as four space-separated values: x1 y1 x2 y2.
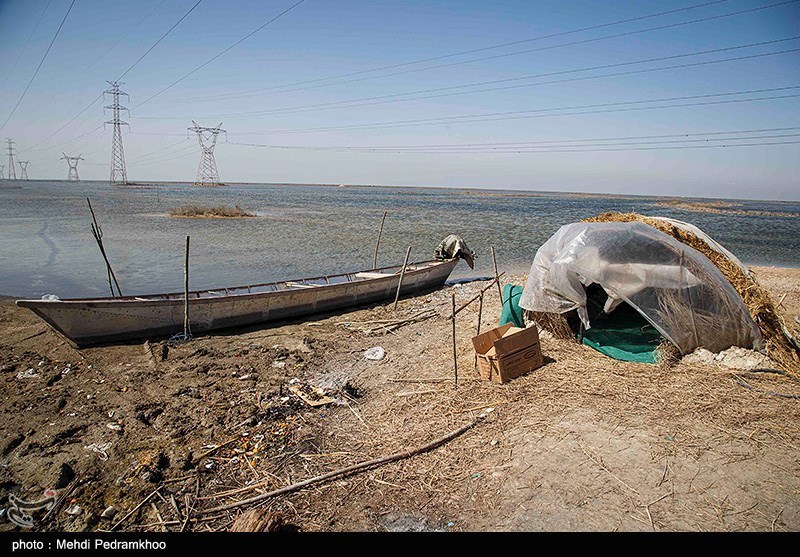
5 138 16 180
188 121 225 186
62 153 84 181
104 81 129 185
17 160 30 180
0 164 4 180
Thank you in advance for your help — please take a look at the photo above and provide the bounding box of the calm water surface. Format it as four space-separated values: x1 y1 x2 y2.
0 180 798 298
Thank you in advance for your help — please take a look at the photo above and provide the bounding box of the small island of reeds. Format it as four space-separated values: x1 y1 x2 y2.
168 204 256 218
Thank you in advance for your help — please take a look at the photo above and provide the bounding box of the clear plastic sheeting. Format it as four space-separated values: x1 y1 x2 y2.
519 221 763 354
645 216 751 277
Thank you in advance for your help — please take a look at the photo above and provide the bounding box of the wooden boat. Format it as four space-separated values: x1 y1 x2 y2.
16 258 460 348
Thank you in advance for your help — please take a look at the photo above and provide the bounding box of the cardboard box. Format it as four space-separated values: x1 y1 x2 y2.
472 323 543 383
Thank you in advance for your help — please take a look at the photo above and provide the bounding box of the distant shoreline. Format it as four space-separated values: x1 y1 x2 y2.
2 179 797 204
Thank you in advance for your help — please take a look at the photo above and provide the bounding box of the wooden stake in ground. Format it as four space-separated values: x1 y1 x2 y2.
491 245 503 307
474 290 484 371
393 245 412 311
373 210 387 270
184 235 190 340
452 292 458 388
87 198 122 297
197 414 488 515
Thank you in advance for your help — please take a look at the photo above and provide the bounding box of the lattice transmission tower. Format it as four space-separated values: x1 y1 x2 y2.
0 164 4 180
104 81 129 185
17 160 30 180
62 153 84 181
188 121 226 186
5 138 16 180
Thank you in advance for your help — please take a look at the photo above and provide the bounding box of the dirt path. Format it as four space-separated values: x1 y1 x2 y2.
0 267 798 532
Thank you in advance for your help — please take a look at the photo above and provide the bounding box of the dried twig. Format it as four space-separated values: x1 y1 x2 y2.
197 414 488 515
110 487 161 531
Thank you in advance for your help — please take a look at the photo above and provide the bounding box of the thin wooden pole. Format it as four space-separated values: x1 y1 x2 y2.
474 291 484 371
373 210 387 269
184 235 190 340
451 272 505 318
452 292 458 388
87 198 122 297
491 245 503 307
393 245 412 310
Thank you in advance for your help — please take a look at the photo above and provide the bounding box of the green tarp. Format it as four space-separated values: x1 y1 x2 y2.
581 306 662 363
500 284 524 328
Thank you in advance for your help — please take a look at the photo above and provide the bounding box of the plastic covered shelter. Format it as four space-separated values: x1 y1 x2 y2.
519 221 763 356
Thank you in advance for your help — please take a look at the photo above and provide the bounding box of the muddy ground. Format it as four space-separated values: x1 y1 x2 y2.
0 266 798 532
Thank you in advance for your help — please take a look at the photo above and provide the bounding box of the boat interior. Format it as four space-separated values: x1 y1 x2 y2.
116 260 448 302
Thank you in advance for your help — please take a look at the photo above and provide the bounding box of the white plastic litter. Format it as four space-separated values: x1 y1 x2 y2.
16 368 38 379
364 346 386 361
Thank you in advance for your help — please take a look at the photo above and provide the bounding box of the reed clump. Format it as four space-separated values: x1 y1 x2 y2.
169 205 256 218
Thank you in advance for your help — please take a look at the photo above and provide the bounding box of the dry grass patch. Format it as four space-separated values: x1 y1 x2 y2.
169 204 256 218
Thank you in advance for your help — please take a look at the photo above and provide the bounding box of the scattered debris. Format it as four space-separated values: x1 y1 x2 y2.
16 368 38 379
364 346 386 361
85 442 112 461
287 383 335 407
100 505 117 519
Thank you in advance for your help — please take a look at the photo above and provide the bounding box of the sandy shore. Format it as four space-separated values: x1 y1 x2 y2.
0 266 798 532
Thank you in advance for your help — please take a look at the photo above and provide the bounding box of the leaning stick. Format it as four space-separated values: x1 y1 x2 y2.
450 272 505 319
452 292 458 388
491 245 503 306
184 235 190 340
87 198 122 297
197 414 487 515
474 290 484 370
393 245 412 311
373 210 387 269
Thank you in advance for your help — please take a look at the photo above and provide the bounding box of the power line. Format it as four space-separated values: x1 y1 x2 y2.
228 127 800 151
0 0 53 91
230 86 800 135
62 0 170 89
131 0 306 110
116 0 204 81
182 0 738 102
0 0 76 133
25 95 104 151
138 38 800 120
127 138 194 164
182 0 799 103
229 138 800 154
24 0 200 153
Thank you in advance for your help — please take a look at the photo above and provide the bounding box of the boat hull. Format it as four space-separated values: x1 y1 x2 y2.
16 259 458 347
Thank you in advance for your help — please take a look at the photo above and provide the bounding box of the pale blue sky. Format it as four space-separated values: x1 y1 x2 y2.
0 0 798 199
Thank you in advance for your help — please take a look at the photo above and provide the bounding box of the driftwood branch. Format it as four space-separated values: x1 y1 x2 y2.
197 414 488 515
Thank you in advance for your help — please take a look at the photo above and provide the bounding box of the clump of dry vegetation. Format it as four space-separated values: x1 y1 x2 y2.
657 199 798 218
169 204 256 218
